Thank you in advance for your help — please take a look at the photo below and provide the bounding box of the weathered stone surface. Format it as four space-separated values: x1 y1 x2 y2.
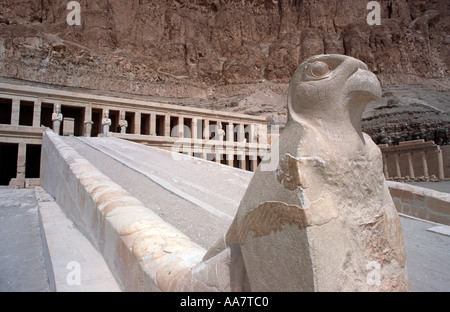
0 0 448 99
204 54 409 291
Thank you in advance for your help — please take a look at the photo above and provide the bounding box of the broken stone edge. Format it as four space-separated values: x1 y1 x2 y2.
40 129 209 291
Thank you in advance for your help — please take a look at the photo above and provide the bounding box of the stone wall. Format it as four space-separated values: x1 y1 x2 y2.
388 181 450 226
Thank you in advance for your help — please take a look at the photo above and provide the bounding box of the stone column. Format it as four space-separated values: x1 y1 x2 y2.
11 99 20 126
235 124 246 170
249 124 258 171
150 113 157 136
178 116 184 138
215 152 221 163
394 153 401 178
164 114 171 137
407 152 415 180
240 153 246 170
13 143 26 188
203 119 210 140
437 148 445 181
84 105 93 137
32 100 42 128
226 153 234 167
383 154 389 179
201 140 208 160
237 123 245 142
226 122 234 167
248 124 255 143
191 118 198 140
248 153 257 172
216 122 225 161
226 122 234 142
134 112 141 135
420 151 429 180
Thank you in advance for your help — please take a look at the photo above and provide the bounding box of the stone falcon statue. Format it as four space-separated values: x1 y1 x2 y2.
200 54 409 292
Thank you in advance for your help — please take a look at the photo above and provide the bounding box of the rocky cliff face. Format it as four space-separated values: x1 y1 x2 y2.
0 0 448 139
1 0 449 95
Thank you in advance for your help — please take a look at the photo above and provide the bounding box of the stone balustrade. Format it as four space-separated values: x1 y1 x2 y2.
388 181 450 226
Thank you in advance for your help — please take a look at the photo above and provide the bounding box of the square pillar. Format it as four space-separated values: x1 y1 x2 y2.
225 122 235 167
239 152 246 171
83 105 93 137
11 99 20 126
134 111 141 135
203 119 210 140
164 114 171 137
32 100 42 128
226 122 234 142
383 154 389 179
237 124 245 142
437 148 445 181
251 157 258 172
191 118 198 140
406 153 415 179
215 151 221 163
150 113 157 136
178 116 184 138
394 154 401 178
248 124 256 143
119 110 126 133
11 143 26 188
420 151 429 179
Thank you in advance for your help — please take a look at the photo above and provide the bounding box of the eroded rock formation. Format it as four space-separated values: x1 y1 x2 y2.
0 0 448 98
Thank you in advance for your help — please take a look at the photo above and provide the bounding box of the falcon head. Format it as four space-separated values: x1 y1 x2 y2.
287 54 381 131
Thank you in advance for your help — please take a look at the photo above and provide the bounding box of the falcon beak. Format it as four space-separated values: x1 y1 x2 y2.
344 68 382 103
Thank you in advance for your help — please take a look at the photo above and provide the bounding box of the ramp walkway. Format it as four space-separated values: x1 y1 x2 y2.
61 136 251 249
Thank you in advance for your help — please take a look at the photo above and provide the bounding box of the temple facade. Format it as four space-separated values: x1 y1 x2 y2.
0 81 273 188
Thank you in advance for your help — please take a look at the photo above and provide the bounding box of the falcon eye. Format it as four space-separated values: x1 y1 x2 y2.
309 61 331 77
